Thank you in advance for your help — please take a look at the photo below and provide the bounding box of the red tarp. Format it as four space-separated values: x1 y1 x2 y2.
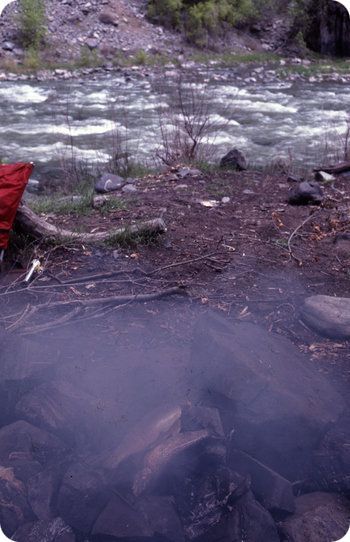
0 162 33 249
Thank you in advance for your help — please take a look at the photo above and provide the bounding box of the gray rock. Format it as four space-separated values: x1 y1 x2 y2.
95 172 124 193
132 430 212 496
315 170 336 183
288 181 323 205
16 380 113 444
2 41 15 51
27 467 59 520
13 518 75 542
220 149 247 171
177 167 202 178
92 194 108 208
190 312 344 480
278 492 350 542
312 411 350 494
101 404 183 471
57 462 109 533
92 494 153 539
301 294 350 339
122 183 137 193
93 494 186 541
228 450 295 514
0 421 66 467
0 328 56 383
138 496 185 542
99 9 119 26
85 38 99 49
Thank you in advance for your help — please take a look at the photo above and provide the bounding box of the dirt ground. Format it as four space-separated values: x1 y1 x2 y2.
1 167 350 395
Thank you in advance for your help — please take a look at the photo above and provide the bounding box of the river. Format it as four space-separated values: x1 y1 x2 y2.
0 68 348 188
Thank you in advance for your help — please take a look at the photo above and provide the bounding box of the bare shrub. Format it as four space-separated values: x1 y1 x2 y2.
155 75 230 166
317 117 350 167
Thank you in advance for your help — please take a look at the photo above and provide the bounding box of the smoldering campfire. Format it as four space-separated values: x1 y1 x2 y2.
0 304 349 542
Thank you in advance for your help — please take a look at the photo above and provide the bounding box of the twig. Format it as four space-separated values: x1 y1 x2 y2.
21 306 82 334
148 252 224 276
287 211 320 265
7 286 187 333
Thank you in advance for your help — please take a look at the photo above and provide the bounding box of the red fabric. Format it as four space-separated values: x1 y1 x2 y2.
0 162 33 249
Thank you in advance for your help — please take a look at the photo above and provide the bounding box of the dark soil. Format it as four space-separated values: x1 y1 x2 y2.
1 168 350 393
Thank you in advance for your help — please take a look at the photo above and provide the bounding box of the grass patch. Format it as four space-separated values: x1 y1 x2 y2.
278 58 350 77
105 227 160 248
113 49 173 68
189 51 280 66
98 197 127 216
30 194 93 216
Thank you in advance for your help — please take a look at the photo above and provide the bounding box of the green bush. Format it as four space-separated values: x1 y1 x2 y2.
147 0 254 45
19 0 46 50
147 0 182 28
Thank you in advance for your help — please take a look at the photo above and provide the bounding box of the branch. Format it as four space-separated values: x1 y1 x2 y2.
7 286 187 334
15 203 166 244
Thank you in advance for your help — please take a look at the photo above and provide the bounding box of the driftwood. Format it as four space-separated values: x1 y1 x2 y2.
314 161 350 175
15 203 166 244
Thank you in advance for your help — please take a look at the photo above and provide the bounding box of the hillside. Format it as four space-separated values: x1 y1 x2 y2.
0 0 303 68
0 0 349 71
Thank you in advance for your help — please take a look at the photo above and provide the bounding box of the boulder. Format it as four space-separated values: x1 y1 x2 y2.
15 380 108 443
12 517 75 542
27 467 60 520
301 295 350 339
92 494 153 539
94 172 124 193
278 492 350 542
0 465 33 537
99 9 119 26
229 449 295 514
220 149 247 170
288 181 323 205
93 495 185 541
57 462 109 533
132 429 213 496
190 312 344 480
0 421 66 467
197 491 280 542
0 328 55 383
101 404 183 471
180 404 224 437
312 411 350 494
138 496 185 542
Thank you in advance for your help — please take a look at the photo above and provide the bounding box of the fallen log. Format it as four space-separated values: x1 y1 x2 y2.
313 161 350 175
15 202 166 244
